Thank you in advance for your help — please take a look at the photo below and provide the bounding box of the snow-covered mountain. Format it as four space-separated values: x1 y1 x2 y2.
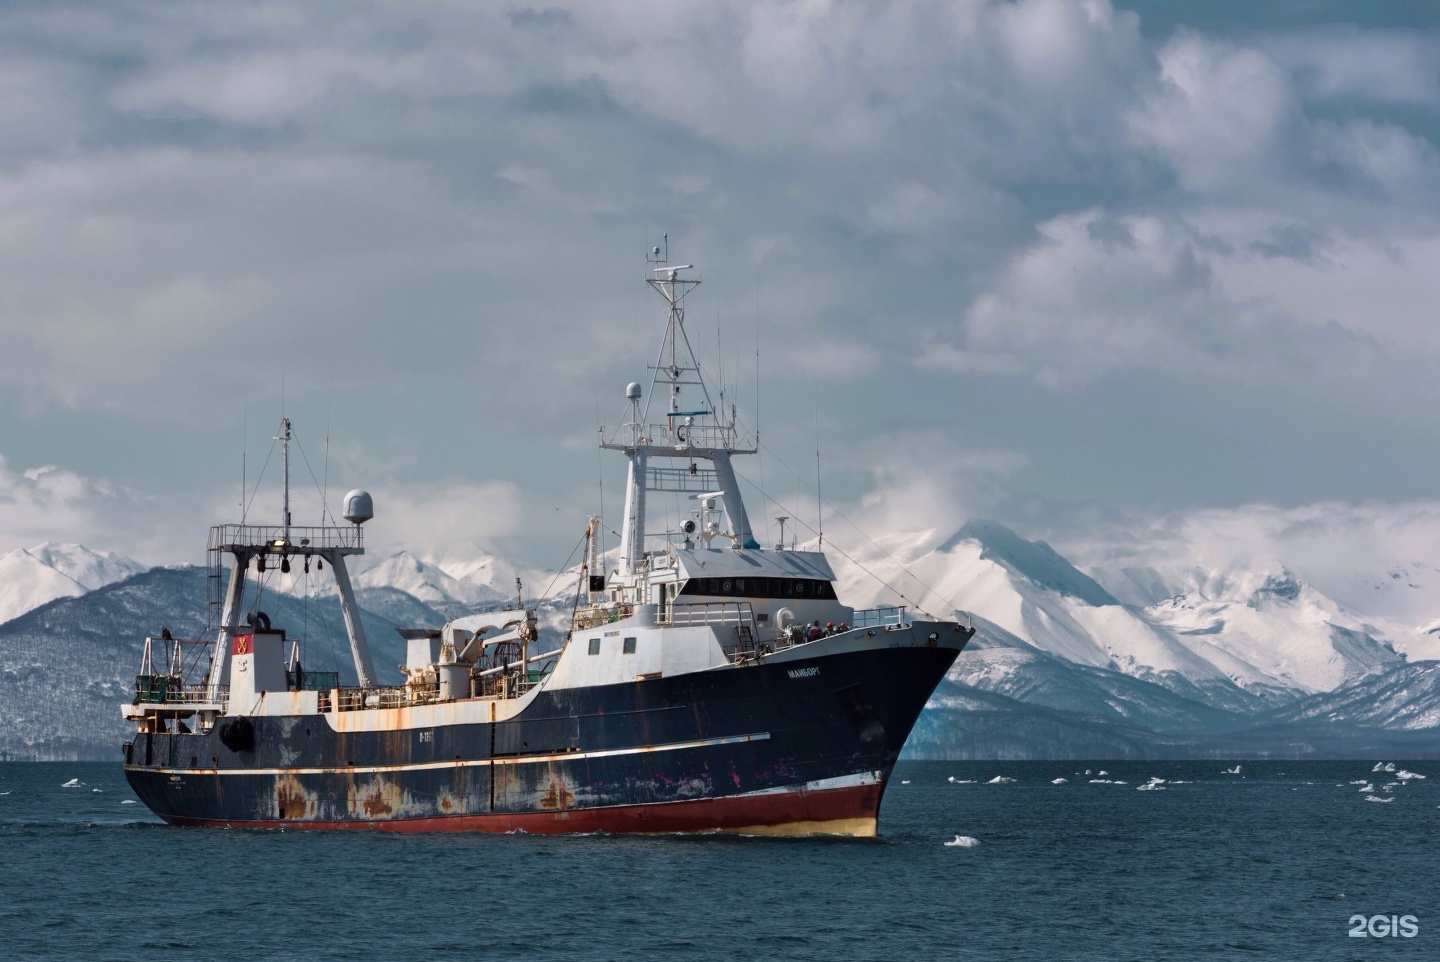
1139 567 1400 693
243 547 555 622
0 543 147 626
1255 660 1440 732
832 520 1406 710
1 521 1435 760
352 550 510 613
1049 501 1440 665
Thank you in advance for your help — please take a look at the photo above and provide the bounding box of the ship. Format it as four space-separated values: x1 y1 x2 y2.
122 241 975 835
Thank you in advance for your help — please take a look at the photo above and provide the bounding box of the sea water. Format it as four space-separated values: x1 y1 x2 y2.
0 760 1434 961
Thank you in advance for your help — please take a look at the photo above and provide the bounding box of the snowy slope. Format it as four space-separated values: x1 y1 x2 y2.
260 549 536 620
834 521 1248 697
0 566 438 758
1056 502 1440 664
832 520 1402 706
1142 567 1402 692
942 617 1245 731
1254 660 1440 732
353 551 508 610
0 543 147 626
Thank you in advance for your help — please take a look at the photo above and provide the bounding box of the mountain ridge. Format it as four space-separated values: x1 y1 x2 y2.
2 521 1436 759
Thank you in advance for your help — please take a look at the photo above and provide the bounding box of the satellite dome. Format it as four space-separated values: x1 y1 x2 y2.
343 489 374 525
626 382 642 400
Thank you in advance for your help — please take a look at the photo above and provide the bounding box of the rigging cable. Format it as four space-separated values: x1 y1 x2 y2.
242 435 280 521
321 360 335 526
730 466 946 618
538 529 591 605
730 440 968 620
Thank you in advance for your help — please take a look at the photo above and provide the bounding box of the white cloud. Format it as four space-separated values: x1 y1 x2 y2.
809 430 1027 559
362 478 524 559
1264 26 1440 107
0 456 157 559
1051 500 1440 633
925 203 1440 415
1129 32 1296 193
0 1 1437 569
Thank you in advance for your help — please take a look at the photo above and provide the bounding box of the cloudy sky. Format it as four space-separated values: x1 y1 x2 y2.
2 0 1439 575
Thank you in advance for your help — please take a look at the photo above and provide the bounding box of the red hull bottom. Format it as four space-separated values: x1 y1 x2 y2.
159 782 884 837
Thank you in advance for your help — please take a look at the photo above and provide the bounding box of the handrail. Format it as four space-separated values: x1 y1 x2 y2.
661 600 755 627
850 605 907 629
574 604 633 630
211 522 363 552
134 677 228 706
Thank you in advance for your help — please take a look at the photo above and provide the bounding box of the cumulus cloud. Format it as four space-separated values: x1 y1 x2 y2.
0 456 160 559
928 206 1413 387
361 478 525 559
0 1 1437 566
1049 500 1440 632
843 436 1026 556
1263 25 1440 107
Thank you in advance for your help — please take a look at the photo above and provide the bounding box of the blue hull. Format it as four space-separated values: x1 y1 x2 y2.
124 643 962 834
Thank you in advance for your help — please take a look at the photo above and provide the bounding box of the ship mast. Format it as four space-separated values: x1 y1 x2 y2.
203 417 378 708
602 236 760 582
279 417 292 545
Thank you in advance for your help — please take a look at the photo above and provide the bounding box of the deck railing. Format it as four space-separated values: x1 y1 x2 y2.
850 605 908 629
134 676 228 706
210 523 363 553
661 600 756 629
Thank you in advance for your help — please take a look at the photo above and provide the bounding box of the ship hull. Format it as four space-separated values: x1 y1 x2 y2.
124 641 960 835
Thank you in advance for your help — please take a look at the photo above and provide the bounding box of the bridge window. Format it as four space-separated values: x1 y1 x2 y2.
588 638 600 655
679 577 836 600
623 637 637 654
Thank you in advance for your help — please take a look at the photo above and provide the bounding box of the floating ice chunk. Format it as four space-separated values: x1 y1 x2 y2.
91 788 103 794
1084 769 1091 775
1222 766 1241 775
1089 779 1115 784
0 791 10 796
986 776 1016 784
944 835 981 848
1365 795 1394 803
1136 782 1165 791
900 780 911 785
1348 779 1369 785
947 776 956 783
1097 770 1108 776
1051 778 1068 785
1372 761 1386 772
61 778 82 788
120 800 137 805
1356 783 1374 793
1396 770 1425 781
1384 763 1396 772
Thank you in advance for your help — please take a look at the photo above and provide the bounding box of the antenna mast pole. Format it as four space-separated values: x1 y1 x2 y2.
279 417 292 543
